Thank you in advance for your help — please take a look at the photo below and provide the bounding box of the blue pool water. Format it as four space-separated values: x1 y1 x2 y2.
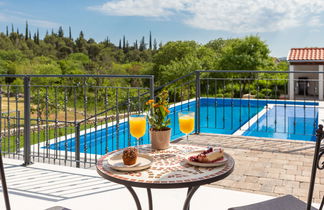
243 105 317 141
48 98 318 154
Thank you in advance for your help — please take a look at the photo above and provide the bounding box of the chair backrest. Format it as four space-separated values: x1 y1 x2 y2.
307 124 324 210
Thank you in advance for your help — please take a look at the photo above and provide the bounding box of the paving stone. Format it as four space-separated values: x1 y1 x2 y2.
184 133 324 203
260 184 275 193
274 186 293 194
286 169 302 176
295 175 311 182
279 173 296 181
258 177 282 186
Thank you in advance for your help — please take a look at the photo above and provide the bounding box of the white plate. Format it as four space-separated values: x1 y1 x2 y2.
106 153 153 172
185 150 228 167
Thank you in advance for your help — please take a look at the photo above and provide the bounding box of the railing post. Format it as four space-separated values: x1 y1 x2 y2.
307 124 323 210
195 71 200 134
75 123 81 168
23 76 32 166
150 76 154 100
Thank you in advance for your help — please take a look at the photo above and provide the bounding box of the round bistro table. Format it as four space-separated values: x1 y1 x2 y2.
96 144 235 210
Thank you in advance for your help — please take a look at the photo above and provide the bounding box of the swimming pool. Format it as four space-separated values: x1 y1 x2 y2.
48 98 318 154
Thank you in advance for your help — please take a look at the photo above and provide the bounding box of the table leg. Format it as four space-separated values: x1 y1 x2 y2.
147 188 153 210
186 187 192 209
183 186 200 210
126 186 142 210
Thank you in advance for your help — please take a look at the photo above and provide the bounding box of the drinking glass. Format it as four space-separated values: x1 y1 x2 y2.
129 114 146 150
178 111 195 152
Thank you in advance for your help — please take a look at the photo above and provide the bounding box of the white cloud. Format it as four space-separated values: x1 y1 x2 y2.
0 10 60 28
88 0 189 17
308 15 324 27
89 0 324 33
28 19 60 28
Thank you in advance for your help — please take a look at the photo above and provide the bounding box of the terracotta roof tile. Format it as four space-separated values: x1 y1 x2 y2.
288 48 324 61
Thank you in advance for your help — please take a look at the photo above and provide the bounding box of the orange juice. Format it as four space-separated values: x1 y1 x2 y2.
130 117 146 139
179 116 194 134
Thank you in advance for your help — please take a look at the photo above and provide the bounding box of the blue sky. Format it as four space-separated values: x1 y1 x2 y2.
1 0 324 57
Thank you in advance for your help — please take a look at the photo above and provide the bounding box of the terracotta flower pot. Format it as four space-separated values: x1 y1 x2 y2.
150 128 171 150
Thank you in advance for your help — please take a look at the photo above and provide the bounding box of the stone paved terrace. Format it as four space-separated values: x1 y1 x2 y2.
1 133 323 209
179 133 324 203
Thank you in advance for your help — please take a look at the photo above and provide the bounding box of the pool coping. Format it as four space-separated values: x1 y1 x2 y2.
233 104 273 136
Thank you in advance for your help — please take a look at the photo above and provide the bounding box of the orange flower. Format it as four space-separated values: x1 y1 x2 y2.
146 99 154 105
154 104 160 108
163 106 170 113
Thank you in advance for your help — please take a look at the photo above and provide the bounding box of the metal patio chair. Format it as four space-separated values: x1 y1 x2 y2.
0 148 10 210
228 125 324 210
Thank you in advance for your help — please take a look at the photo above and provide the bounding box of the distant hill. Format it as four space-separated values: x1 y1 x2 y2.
278 57 287 61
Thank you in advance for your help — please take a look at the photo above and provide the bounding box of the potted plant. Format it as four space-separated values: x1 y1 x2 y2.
146 90 171 150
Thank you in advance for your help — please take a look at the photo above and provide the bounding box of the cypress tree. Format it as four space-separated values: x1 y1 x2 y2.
6 26 8 36
139 36 146 51
153 38 157 50
29 30 31 39
58 26 64 37
69 26 72 40
149 31 152 50
33 33 37 42
103 36 109 46
51 29 54 35
25 21 28 40
118 39 122 49
134 40 138 49
159 41 163 49
11 24 14 33
122 35 126 49
45 30 49 37
16 28 19 34
79 30 84 39
36 29 40 44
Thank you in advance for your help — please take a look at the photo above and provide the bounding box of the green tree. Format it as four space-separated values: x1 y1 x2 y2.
216 36 274 93
139 36 146 51
153 38 157 51
69 26 72 40
36 29 40 44
88 43 101 60
134 40 138 50
152 41 216 85
25 21 28 40
75 31 87 54
217 36 273 76
149 31 152 50
118 39 122 49
205 38 227 56
58 26 64 38
122 35 126 49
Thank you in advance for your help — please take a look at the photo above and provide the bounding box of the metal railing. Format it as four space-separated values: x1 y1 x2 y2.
159 70 319 142
0 74 154 168
0 70 321 168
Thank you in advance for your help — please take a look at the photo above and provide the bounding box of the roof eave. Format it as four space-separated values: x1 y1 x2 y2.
288 60 324 63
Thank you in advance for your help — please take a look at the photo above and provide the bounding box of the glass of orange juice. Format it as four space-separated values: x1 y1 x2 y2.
129 114 146 150
178 111 195 152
